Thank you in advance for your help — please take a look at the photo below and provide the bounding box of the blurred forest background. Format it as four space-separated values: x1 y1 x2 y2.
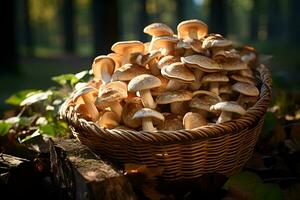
1 0 300 115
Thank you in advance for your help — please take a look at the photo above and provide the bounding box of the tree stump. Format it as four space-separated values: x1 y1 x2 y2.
49 139 136 200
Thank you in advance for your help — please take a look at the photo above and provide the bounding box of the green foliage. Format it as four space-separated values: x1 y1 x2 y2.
0 121 13 136
5 89 39 106
224 171 284 200
52 70 89 87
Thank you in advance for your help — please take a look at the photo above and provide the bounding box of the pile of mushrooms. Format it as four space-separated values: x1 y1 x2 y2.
65 19 260 132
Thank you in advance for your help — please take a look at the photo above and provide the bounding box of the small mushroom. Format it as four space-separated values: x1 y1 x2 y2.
132 108 165 132
143 23 174 51
177 19 208 40
202 73 229 95
183 112 207 129
156 90 193 115
161 62 195 91
181 55 221 72
72 86 99 121
142 50 162 76
157 55 179 69
151 36 178 55
210 101 246 124
97 111 119 129
92 55 115 84
202 34 232 49
232 82 259 107
111 41 144 65
157 113 184 131
122 97 143 128
128 74 161 109
96 81 128 121
111 63 150 81
221 59 248 71
230 74 256 85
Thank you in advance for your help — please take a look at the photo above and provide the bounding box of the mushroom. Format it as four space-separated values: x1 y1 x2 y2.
108 53 123 70
177 19 208 40
201 34 232 49
230 74 256 85
232 82 259 107
111 41 144 66
143 23 174 51
97 111 119 129
122 97 143 128
183 112 207 129
156 90 193 115
96 81 128 121
157 55 179 69
92 55 115 84
161 62 195 91
181 55 221 72
157 113 184 131
111 63 150 82
128 74 161 109
210 101 246 124
151 36 178 56
202 73 229 95
132 108 165 132
142 49 162 76
72 86 99 122
221 59 248 71
74 104 92 120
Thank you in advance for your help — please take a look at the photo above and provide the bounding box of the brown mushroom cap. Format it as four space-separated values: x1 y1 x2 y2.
202 35 232 49
181 55 221 72
221 59 248 71
92 55 115 82
143 23 174 37
157 113 183 131
111 40 144 55
202 73 229 83
230 74 256 85
157 55 179 69
132 108 165 122
161 62 195 82
111 63 150 81
97 86 127 109
232 82 259 97
156 90 193 104
183 112 207 129
128 74 162 91
97 111 119 129
73 86 97 102
177 19 208 39
210 101 246 115
189 90 221 111
151 36 178 52
122 97 143 128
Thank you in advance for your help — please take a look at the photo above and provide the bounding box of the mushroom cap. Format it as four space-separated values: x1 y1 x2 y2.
181 55 221 72
156 90 193 104
210 101 246 115
151 75 169 95
230 74 256 85
189 91 221 111
132 108 165 122
72 86 97 102
212 49 240 61
183 112 207 129
177 19 208 39
122 97 143 128
202 73 229 83
161 62 195 82
157 113 183 130
151 36 178 49
239 69 254 79
96 83 128 108
128 74 162 91
232 82 259 96
219 84 233 94
100 81 127 92
92 55 115 80
143 23 174 37
157 55 179 69
142 49 162 65
221 59 248 71
202 35 232 49
111 40 144 55
111 63 150 81
97 111 119 129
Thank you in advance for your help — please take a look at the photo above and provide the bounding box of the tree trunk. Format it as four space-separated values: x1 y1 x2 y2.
92 0 119 55
23 0 34 57
289 0 300 45
63 0 75 54
0 0 18 74
250 0 259 40
208 0 227 36
267 0 281 40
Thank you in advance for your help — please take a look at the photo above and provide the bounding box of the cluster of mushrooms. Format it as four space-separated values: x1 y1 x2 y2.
65 19 260 132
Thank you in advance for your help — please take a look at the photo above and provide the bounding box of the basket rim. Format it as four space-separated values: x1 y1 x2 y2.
62 64 272 144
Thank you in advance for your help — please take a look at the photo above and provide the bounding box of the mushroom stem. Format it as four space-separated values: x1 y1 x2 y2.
121 53 130 66
170 101 185 115
110 101 122 122
188 28 198 39
216 111 232 124
148 37 156 52
210 82 219 95
139 89 156 109
236 94 245 107
82 94 99 121
101 68 112 84
189 69 203 90
142 117 156 132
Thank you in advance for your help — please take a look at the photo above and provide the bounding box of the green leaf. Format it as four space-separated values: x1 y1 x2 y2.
5 89 38 106
224 171 262 192
52 74 79 86
5 116 35 129
0 121 12 136
39 123 56 136
20 91 52 106
20 129 41 143
254 183 283 200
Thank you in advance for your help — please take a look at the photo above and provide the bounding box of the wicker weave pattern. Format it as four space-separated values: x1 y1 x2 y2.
63 64 272 181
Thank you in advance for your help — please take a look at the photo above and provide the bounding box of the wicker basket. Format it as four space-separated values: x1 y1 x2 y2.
63 64 272 181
